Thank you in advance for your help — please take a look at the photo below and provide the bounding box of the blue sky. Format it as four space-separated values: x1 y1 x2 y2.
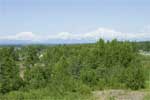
0 0 150 43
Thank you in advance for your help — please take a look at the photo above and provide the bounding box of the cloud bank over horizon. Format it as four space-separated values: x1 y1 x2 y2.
0 27 150 43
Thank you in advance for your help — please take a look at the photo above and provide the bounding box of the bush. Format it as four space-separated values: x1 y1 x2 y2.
24 65 52 89
123 61 145 90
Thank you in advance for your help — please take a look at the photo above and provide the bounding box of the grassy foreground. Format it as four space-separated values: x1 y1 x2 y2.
0 88 94 100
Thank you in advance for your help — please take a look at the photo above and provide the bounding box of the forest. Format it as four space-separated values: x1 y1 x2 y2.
0 39 149 100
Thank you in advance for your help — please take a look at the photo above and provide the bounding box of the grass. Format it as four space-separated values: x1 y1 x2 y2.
142 55 150 100
0 87 95 100
144 69 150 100
144 92 150 100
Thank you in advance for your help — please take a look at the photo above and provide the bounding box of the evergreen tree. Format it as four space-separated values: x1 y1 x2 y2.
0 48 22 93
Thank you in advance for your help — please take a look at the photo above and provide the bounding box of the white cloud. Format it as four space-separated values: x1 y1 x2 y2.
0 27 150 43
0 32 40 41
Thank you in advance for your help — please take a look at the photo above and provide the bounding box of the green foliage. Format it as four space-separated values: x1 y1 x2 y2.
136 41 150 51
123 61 145 90
0 87 92 100
80 68 98 87
21 46 40 67
24 64 52 89
0 39 147 99
0 48 23 94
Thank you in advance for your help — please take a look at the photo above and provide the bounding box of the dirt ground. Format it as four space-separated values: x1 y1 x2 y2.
93 90 149 100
